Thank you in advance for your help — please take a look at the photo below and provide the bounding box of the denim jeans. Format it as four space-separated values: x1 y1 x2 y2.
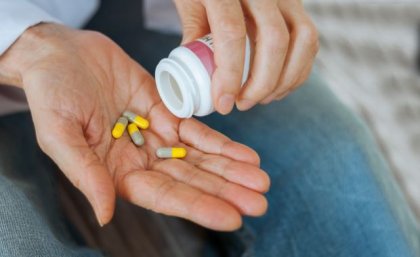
0 1 415 256
199 73 414 257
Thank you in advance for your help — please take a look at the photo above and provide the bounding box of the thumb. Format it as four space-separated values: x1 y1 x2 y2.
181 20 210 44
35 119 116 226
174 1 209 44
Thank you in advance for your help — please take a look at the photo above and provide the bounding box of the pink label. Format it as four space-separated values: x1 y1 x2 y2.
184 40 215 76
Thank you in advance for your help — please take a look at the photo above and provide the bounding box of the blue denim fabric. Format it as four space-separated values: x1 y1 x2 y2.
199 73 414 257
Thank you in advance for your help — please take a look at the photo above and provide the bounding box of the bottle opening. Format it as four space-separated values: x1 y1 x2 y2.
160 71 184 110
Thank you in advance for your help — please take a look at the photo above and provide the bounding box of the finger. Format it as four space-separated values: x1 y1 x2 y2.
260 61 312 104
291 60 314 92
118 169 242 231
184 151 270 192
264 2 319 102
262 39 316 104
260 89 288 105
204 0 247 114
236 0 289 111
152 159 268 216
179 118 260 166
173 0 210 43
34 119 115 226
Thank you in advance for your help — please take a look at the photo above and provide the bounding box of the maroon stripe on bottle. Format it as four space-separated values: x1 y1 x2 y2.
184 40 215 76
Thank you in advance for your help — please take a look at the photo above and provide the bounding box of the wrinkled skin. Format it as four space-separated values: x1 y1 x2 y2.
0 24 269 231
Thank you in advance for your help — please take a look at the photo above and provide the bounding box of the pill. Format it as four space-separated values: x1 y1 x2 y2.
156 147 187 159
123 111 149 129
128 123 145 146
112 117 128 139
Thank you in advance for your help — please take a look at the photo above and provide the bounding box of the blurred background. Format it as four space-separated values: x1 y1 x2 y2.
304 1 420 254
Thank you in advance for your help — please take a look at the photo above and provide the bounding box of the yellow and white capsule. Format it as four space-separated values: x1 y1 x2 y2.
156 147 187 159
128 123 145 146
123 111 149 129
112 117 128 139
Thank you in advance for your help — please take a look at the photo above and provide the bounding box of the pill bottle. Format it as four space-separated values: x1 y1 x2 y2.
155 34 251 118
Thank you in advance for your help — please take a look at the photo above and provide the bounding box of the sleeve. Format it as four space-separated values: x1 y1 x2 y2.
0 0 99 55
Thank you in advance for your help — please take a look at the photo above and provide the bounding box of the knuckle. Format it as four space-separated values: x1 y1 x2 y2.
286 76 300 90
296 77 307 88
266 25 289 54
297 20 319 51
218 18 246 42
214 65 243 87
278 75 298 93
267 26 289 52
297 71 312 88
298 20 318 39
83 30 105 39
268 24 289 43
82 30 110 44
225 64 245 79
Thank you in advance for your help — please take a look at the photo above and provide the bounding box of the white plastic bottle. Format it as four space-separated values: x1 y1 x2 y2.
155 34 251 118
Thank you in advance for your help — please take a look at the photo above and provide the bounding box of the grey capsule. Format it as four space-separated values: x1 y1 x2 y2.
123 110 149 129
131 131 144 146
156 148 172 158
123 111 137 121
127 123 145 146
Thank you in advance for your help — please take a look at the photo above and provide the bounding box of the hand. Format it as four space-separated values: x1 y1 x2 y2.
0 23 269 231
174 0 319 114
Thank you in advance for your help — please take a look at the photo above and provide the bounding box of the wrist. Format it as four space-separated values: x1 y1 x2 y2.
0 23 64 88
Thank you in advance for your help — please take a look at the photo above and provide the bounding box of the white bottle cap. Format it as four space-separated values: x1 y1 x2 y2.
155 34 250 119
155 58 196 118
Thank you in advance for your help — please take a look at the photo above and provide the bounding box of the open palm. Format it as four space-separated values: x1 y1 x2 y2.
22 25 269 231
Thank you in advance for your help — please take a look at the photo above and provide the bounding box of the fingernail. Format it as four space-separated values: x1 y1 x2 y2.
218 94 235 115
237 99 255 111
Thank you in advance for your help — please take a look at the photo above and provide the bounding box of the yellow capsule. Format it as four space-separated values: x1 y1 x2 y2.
128 123 145 146
156 147 187 159
112 117 128 139
123 111 149 129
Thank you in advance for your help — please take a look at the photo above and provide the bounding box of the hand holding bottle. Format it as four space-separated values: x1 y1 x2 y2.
173 0 319 114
